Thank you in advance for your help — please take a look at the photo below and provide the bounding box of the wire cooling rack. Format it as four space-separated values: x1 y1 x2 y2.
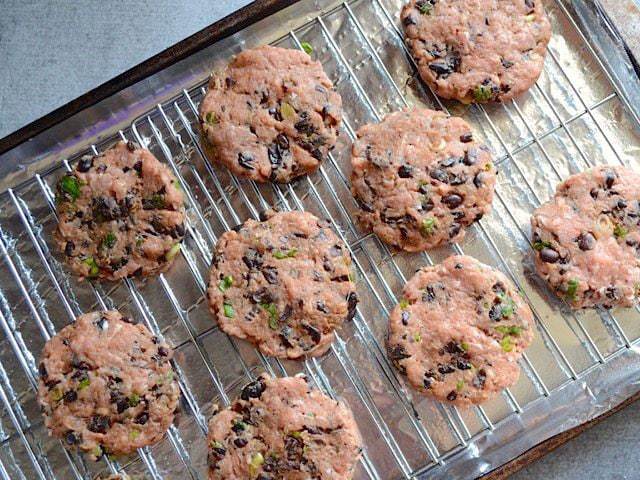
1 0 640 478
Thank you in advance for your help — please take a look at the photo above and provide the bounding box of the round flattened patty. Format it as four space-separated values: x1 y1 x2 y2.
37 310 180 460
350 109 496 251
401 0 551 103
207 374 362 480
387 255 534 405
531 166 640 309
199 45 343 183
207 210 357 359
54 141 185 281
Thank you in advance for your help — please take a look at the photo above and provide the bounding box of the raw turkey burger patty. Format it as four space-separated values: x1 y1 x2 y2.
199 45 343 183
54 141 185 281
350 108 496 251
387 255 534 406
37 310 179 460
401 0 551 103
207 374 362 479
531 166 640 309
207 210 358 359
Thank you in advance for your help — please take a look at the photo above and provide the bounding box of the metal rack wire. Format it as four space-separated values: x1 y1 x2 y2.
0 0 639 478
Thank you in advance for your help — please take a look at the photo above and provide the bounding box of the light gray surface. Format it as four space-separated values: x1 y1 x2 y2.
0 1 638 479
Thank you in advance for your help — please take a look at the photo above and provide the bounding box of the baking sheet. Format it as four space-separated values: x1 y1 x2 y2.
0 0 640 478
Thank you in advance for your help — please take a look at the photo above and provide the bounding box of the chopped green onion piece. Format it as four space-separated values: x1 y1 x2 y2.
136 235 145 247
102 232 117 249
500 336 514 352
613 224 629 239
420 217 437 237
82 257 99 277
460 341 469 352
399 299 410 309
456 379 465 391
473 84 493 103
300 42 313 55
218 275 234 292
260 303 279 329
234 420 247 431
205 111 218 125
249 452 265 477
273 248 297 259
280 102 297 121
223 302 235 318
289 430 303 439
566 279 579 302
59 175 81 201
417 1 433 14
484 162 493 171
211 440 225 450
90 446 103 459
129 429 141 440
78 377 90 390
413 333 422 343
532 240 552 251
128 393 140 407
51 388 63 402
495 325 524 336
165 243 181 262
145 193 166 209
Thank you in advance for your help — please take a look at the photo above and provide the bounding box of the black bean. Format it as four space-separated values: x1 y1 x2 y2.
346 291 358 321
303 324 322 344
540 247 560 263
96 316 109 331
501 58 515 69
578 232 596 251
489 304 502 322
261 266 279 284
460 133 473 143
268 107 283 121
77 155 94 172
398 165 413 178
238 153 255 170
473 369 487 388
449 173 467 186
63 390 78 403
242 248 263 270
401 310 410 326
157 346 169 357
71 357 90 370
449 223 461 238
88 415 110 433
38 362 47 379
525 0 535 9
126 141 137 152
421 196 435 212
473 172 485 188
456 359 472 370
446 391 457 401
276 133 290 151
442 194 463 209
444 341 464 355
388 344 411 362
116 397 129 414
418 182 429 195
403 15 416 26
438 364 455 375
604 171 616 189
423 285 436 302
234 438 248 448
135 412 149 425
430 168 449 183
120 316 138 325
241 379 266 400
423 376 433 389
616 199 628 210
316 301 329 314
439 156 459 168
249 288 272 305
65 431 79 445
463 149 478 166
329 244 343 257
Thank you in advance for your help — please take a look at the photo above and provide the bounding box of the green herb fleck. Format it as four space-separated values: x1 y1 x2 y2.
460 341 469 352
51 388 63 402
289 430 303 439
130 429 141 440
613 224 629 239
260 303 279 330
456 379 465 391
234 420 247 431
473 84 493 103
78 377 90 390
218 275 234 292
128 393 140 407
82 257 99 277
495 325 524 337
399 299 410 309
420 217 437 237
249 452 265 476
566 279 579 302
102 232 117 249
532 240 552 251
165 242 181 262
58 175 81 202
205 111 218 125
300 42 313 56
500 336 514 353
223 302 235 318
417 1 433 14
413 333 422 343
273 248 298 259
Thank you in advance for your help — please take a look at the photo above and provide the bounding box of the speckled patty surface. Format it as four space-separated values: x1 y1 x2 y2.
199 45 342 183
401 0 551 103
208 210 357 359
531 166 640 309
350 109 496 251
54 141 185 281
388 255 534 406
207 374 362 480
37 311 180 460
